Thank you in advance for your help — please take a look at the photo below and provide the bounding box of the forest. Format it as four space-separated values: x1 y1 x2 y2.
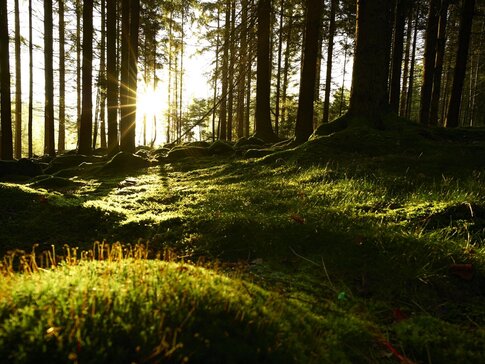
0 0 484 362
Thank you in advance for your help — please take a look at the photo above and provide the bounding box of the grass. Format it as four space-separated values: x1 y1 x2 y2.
1 123 485 362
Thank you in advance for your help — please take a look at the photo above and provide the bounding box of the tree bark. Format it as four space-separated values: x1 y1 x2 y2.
347 0 392 126
28 0 33 158
44 0 56 156
79 0 94 155
295 0 323 142
58 0 66 153
419 0 440 125
107 0 119 154
274 0 285 137
14 0 22 158
219 0 231 140
237 0 248 139
322 0 337 124
389 0 407 113
0 0 13 159
429 0 450 126
445 0 475 128
399 5 413 117
99 0 107 149
255 0 277 141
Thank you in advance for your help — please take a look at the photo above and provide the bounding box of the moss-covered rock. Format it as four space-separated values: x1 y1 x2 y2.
167 146 210 160
102 152 151 173
208 140 234 155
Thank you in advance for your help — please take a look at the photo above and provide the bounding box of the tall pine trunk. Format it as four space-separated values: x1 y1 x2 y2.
445 0 475 127
419 0 440 125
99 0 107 149
274 0 284 136
255 0 277 141
79 0 94 155
295 0 323 142
107 0 119 154
389 0 407 113
219 1 231 140
58 0 66 153
44 0 55 156
347 0 392 126
400 5 413 117
28 0 33 158
0 0 13 159
14 0 22 158
322 0 337 123
429 0 449 126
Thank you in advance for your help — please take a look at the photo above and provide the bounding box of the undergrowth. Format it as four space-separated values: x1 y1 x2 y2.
1 125 485 363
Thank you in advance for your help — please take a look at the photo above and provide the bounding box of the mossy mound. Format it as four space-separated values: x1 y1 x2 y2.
44 154 104 174
0 260 372 363
0 159 44 178
208 140 235 155
167 146 210 160
102 152 151 173
28 175 84 190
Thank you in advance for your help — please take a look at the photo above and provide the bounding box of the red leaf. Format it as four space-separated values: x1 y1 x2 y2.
290 214 305 224
449 264 474 280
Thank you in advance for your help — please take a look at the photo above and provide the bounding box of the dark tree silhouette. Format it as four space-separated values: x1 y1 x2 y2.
446 0 475 128
255 0 277 142
295 0 323 143
0 0 13 160
347 0 392 126
44 0 56 156
79 0 94 155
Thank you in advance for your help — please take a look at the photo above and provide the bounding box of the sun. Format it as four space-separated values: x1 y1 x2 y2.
136 83 166 145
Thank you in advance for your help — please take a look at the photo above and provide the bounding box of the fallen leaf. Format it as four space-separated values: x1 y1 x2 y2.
449 264 474 280
290 214 305 224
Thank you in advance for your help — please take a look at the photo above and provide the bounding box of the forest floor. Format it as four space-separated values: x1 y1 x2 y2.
1 121 485 363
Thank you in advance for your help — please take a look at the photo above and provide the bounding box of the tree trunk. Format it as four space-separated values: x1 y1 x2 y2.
295 0 323 142
126 0 139 151
274 0 285 137
255 0 277 141
212 9 221 142
76 0 82 140
389 0 407 113
281 8 293 134
322 0 337 123
227 0 236 141
347 0 392 126
429 0 450 126
44 0 56 156
107 0 119 154
58 0 66 153
0 0 13 159
419 0 440 125
99 0 107 149
445 0 475 128
236 0 248 139
14 0 22 158
28 0 33 158
405 5 419 119
219 0 230 140
400 5 413 117
166 11 173 143
79 0 94 155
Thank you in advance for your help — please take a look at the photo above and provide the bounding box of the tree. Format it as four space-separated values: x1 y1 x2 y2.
429 0 450 126
419 0 440 125
79 0 94 155
120 0 140 152
28 0 33 158
58 0 66 153
107 0 119 154
322 0 338 124
0 0 13 160
446 0 476 127
294 0 323 143
14 0 22 159
389 0 408 113
218 0 230 140
346 0 392 126
44 0 56 156
254 0 277 142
